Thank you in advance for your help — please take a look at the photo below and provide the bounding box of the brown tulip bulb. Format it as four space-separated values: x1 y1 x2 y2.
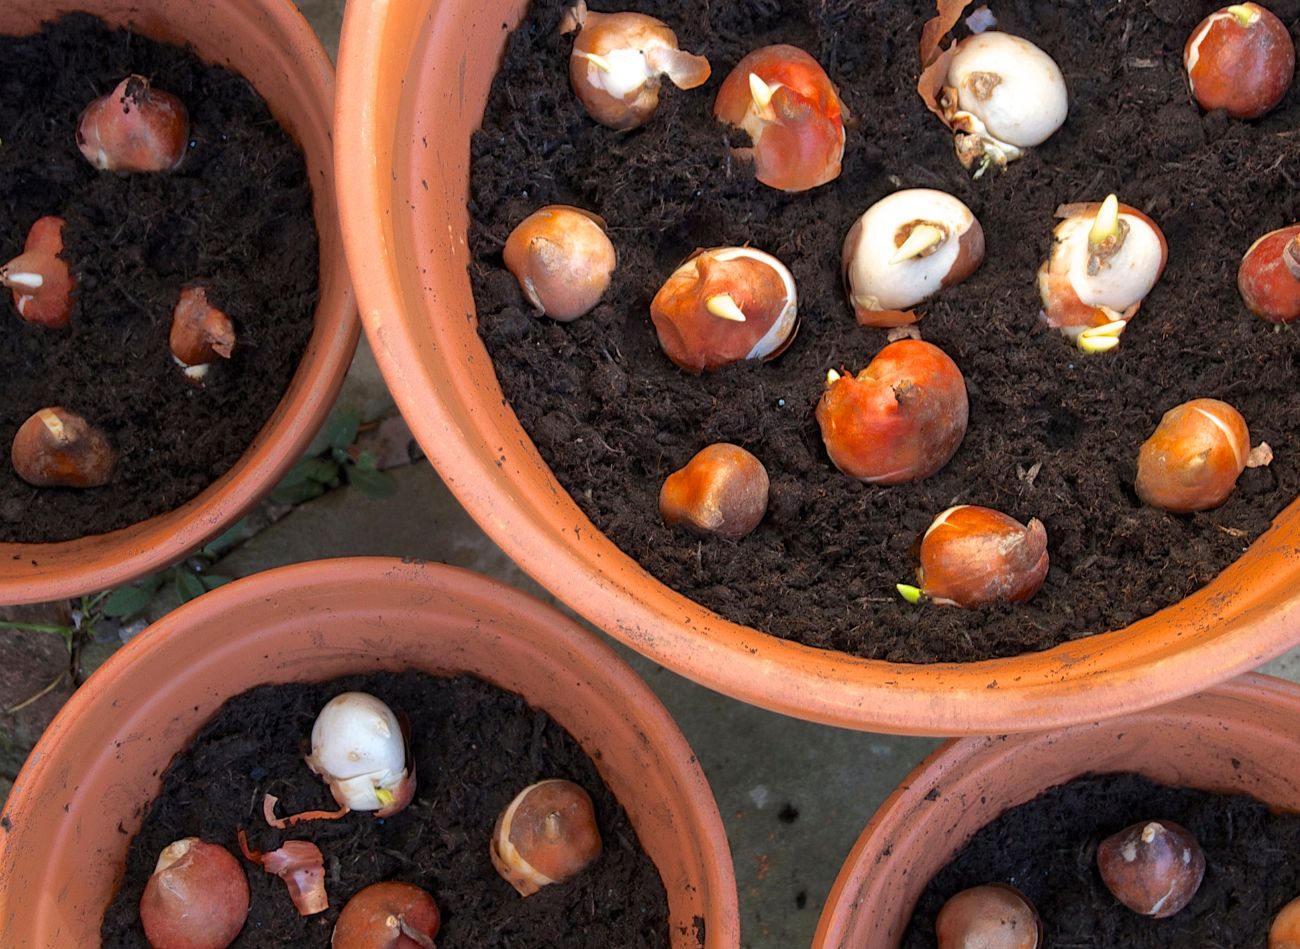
1136 398 1250 513
911 505 1049 608
490 779 602 897
1 216 74 328
331 881 440 949
659 443 769 541
650 247 797 372
11 407 114 488
139 838 250 949
503 205 616 321
1239 224 1300 323
560 0 710 130
1186 3 1294 119
77 75 189 173
815 340 968 484
1097 820 1205 918
171 286 236 381
936 884 1042 949
1271 895 1300 948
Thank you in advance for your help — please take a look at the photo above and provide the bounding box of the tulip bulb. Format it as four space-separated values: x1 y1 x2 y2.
936 884 1042 949
1186 3 1294 119
560 0 710 130
1238 224 1300 323
714 45 847 192
1097 820 1205 918
1135 398 1255 513
77 75 188 173
306 692 415 815
503 205 616 321
943 31 1068 173
815 340 968 484
171 286 236 381
1270 895 1300 948
905 505 1049 608
659 443 769 541
1038 195 1167 353
139 838 249 949
2 216 74 328
332 881 441 949
491 779 602 897
842 189 984 326
11 407 114 488
650 246 797 372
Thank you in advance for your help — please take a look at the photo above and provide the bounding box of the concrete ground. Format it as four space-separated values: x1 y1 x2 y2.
5 4 1300 947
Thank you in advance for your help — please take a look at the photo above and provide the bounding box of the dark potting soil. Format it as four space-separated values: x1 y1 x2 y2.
901 771 1300 946
0 15 317 543
468 0 1300 663
100 671 671 947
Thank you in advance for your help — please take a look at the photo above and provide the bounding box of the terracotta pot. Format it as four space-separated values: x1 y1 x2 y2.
0 0 358 605
813 672 1300 947
0 557 739 945
333 0 1300 735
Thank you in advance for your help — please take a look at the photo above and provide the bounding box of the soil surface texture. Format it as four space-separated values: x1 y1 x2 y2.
100 671 670 947
0 15 316 543
469 0 1300 662
901 771 1300 946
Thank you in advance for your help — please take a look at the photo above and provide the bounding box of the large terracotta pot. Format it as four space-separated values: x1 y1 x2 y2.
0 0 358 606
0 557 739 946
333 0 1300 735
813 672 1300 947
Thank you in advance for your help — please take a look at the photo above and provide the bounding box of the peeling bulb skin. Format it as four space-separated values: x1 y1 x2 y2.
139 838 250 949
306 692 413 813
1270 895 1300 948
1238 224 1300 323
491 779 602 897
1185 3 1294 119
1097 820 1206 918
714 45 847 192
11 406 114 488
650 247 798 372
943 31 1067 171
1136 398 1251 513
2 216 74 328
77 75 189 173
560 0 710 130
332 882 441 949
503 205 616 321
815 340 968 484
171 286 236 373
936 883 1042 949
659 443 769 541
1038 198 1167 349
843 189 984 325
917 505 1049 608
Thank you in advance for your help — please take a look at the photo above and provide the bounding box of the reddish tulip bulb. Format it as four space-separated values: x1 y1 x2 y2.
650 246 797 372
936 884 1042 949
1097 820 1205 918
1185 3 1294 119
332 881 441 949
139 838 250 949
1271 895 1300 948
714 45 847 192
1 216 74 328
908 505 1049 608
560 0 710 130
11 407 114 488
659 443 769 541
1038 195 1167 353
503 205 617 321
491 779 602 897
1238 224 1300 323
1136 398 1250 513
171 286 236 381
815 340 968 484
77 75 189 173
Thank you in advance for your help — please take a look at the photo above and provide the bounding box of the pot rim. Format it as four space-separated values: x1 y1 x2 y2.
0 556 740 946
333 0 1300 736
0 0 359 606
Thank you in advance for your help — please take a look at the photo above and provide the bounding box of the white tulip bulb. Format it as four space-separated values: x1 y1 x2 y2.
306 692 410 812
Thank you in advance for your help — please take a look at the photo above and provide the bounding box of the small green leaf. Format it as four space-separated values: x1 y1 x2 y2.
271 480 328 505
303 457 340 484
276 457 318 489
896 583 924 606
201 518 251 559
323 408 361 450
175 570 206 603
200 574 233 591
347 465 398 499
102 584 155 619
354 450 379 472
330 446 351 465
